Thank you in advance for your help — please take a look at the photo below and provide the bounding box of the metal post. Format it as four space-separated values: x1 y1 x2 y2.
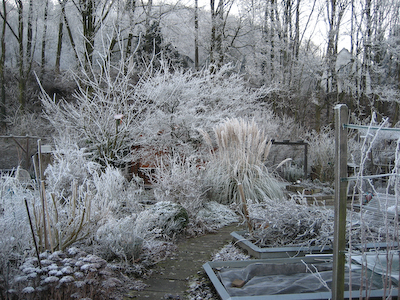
332 104 348 300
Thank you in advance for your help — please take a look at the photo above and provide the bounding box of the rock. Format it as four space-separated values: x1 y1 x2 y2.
231 279 245 288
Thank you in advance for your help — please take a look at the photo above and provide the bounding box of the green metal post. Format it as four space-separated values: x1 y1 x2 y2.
332 104 348 300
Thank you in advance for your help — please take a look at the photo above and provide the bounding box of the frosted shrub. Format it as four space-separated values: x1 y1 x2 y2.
42 56 276 172
5 110 53 137
134 63 277 160
95 216 143 263
200 118 284 204
196 201 239 230
91 166 141 214
41 141 142 253
246 196 334 248
94 209 179 265
40 51 145 168
306 127 335 182
151 154 206 212
134 201 189 239
0 175 35 288
44 140 101 196
281 162 304 182
149 154 240 233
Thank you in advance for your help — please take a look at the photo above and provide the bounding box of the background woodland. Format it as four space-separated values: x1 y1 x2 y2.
0 0 399 130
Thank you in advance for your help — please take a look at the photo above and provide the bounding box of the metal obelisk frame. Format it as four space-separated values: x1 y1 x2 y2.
332 104 348 300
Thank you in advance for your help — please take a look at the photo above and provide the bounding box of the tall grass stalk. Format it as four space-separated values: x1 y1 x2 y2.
201 118 283 204
31 180 93 252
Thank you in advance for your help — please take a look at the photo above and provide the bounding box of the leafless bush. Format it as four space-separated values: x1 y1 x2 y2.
95 216 143 263
150 154 206 212
306 127 335 182
246 196 334 249
0 174 34 296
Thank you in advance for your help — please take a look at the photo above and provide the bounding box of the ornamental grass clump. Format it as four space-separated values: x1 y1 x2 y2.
200 118 284 204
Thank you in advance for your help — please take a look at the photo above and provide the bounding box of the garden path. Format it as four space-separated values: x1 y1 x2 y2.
128 223 244 299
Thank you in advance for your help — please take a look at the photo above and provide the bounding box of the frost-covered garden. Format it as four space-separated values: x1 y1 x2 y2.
1 57 400 299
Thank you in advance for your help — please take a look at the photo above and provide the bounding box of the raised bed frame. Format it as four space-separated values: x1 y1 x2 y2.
231 230 332 259
203 256 398 300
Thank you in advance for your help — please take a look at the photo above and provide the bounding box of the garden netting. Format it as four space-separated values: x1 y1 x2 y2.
217 260 395 297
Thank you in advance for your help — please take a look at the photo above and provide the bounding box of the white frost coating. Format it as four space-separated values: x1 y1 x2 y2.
74 271 84 279
59 276 75 284
48 270 63 277
43 276 60 284
47 264 59 271
61 266 74 274
197 201 239 228
67 247 79 256
21 286 35 294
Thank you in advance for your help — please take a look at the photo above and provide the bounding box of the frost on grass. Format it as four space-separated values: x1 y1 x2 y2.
135 201 189 239
246 196 334 248
151 154 206 213
0 174 34 288
212 243 250 262
196 201 239 229
201 118 284 205
95 215 143 262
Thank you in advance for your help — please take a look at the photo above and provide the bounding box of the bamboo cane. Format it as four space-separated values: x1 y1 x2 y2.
24 198 42 268
238 182 253 234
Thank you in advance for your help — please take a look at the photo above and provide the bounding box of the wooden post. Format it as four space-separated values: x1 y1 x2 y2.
26 136 29 170
304 143 308 179
332 104 348 300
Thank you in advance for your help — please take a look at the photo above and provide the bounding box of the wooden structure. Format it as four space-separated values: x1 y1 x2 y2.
271 139 308 179
0 135 40 171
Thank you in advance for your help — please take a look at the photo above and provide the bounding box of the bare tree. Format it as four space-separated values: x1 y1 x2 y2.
71 0 115 68
324 0 348 120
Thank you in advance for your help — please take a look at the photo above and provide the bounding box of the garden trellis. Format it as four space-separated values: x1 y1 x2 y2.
334 104 400 300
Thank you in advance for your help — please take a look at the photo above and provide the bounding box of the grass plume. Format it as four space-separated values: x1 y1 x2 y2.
201 118 284 204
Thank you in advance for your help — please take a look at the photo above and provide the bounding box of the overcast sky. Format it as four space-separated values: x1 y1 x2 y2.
157 0 351 52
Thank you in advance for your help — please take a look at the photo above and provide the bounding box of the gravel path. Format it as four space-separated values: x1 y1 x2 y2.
128 223 244 299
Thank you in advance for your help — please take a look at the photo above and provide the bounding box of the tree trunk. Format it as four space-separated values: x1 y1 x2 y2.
82 0 95 68
26 0 33 66
0 0 6 127
17 0 26 109
325 0 346 104
55 4 64 74
210 0 216 70
41 0 49 78
210 0 224 71
60 0 78 64
194 0 199 70
294 0 300 59
361 0 371 95
125 0 136 59
216 0 224 67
